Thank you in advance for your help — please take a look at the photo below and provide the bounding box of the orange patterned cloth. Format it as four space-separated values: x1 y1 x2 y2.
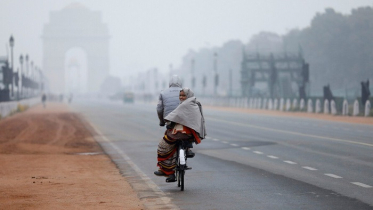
157 124 196 175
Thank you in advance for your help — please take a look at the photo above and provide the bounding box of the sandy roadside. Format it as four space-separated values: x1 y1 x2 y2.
0 102 144 210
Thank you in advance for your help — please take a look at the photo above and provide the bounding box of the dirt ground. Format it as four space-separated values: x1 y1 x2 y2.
0 102 372 210
0 103 144 210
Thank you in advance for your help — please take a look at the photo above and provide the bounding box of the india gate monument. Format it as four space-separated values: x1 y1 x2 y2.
42 3 110 94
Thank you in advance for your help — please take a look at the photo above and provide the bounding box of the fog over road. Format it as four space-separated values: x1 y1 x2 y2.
71 99 373 210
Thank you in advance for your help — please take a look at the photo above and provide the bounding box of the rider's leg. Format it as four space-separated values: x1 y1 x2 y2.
186 141 195 158
166 173 176 182
154 170 168 176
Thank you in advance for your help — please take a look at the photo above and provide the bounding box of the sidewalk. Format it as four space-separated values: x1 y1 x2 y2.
0 102 144 210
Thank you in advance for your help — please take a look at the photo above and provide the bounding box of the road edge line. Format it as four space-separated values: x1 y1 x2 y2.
83 118 180 210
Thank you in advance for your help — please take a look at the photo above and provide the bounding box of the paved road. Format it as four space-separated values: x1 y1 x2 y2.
71 99 373 210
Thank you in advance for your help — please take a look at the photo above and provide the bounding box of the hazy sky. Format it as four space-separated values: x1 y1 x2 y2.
1 0 372 79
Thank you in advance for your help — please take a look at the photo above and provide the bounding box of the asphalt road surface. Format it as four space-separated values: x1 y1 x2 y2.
71 99 373 210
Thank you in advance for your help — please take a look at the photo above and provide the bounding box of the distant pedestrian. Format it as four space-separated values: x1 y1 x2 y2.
68 93 73 104
59 94 64 102
41 93 47 108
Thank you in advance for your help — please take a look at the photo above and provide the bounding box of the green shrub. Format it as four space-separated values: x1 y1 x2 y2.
290 106 299 112
16 104 29 112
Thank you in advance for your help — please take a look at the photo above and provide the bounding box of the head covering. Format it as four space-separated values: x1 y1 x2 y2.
165 88 206 139
180 87 194 102
169 75 182 87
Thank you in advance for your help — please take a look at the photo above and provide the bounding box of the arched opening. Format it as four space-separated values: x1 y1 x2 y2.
64 47 88 94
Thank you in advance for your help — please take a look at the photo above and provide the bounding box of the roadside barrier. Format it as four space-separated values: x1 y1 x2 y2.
315 99 321 113
365 101 371 117
300 99 305 111
285 99 291 111
353 100 359 116
342 99 349 116
307 99 313 113
324 99 329 114
331 100 337 115
198 96 372 117
0 98 39 119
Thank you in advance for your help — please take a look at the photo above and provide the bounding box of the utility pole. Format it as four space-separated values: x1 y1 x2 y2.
202 75 206 96
25 54 29 97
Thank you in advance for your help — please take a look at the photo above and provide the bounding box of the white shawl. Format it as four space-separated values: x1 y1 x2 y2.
165 97 206 139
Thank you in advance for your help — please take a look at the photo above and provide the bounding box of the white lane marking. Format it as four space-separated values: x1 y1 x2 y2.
212 138 219 141
284 161 297 165
230 143 239 147
208 117 373 147
302 166 317 171
88 122 179 209
324 173 342 178
222 141 228 144
351 182 372 188
267 155 279 159
241 147 251 150
253 151 263 154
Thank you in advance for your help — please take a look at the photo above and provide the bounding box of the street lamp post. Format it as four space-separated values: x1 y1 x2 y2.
30 61 34 96
19 54 23 99
25 54 29 97
38 68 44 93
229 69 232 97
9 35 14 98
169 63 173 78
202 74 206 96
213 52 218 96
25 54 29 75
191 58 195 89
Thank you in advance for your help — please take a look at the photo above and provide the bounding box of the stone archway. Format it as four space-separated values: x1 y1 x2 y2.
42 3 110 93
65 47 87 94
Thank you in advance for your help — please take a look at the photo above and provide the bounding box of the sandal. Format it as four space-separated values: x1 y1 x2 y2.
166 174 176 182
154 170 167 177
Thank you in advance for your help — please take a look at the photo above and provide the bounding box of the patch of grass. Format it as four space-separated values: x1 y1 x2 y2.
17 104 29 112
6 104 30 117
290 107 299 112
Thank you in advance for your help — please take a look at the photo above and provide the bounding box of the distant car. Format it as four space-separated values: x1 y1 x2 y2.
123 92 134 103
109 92 123 100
